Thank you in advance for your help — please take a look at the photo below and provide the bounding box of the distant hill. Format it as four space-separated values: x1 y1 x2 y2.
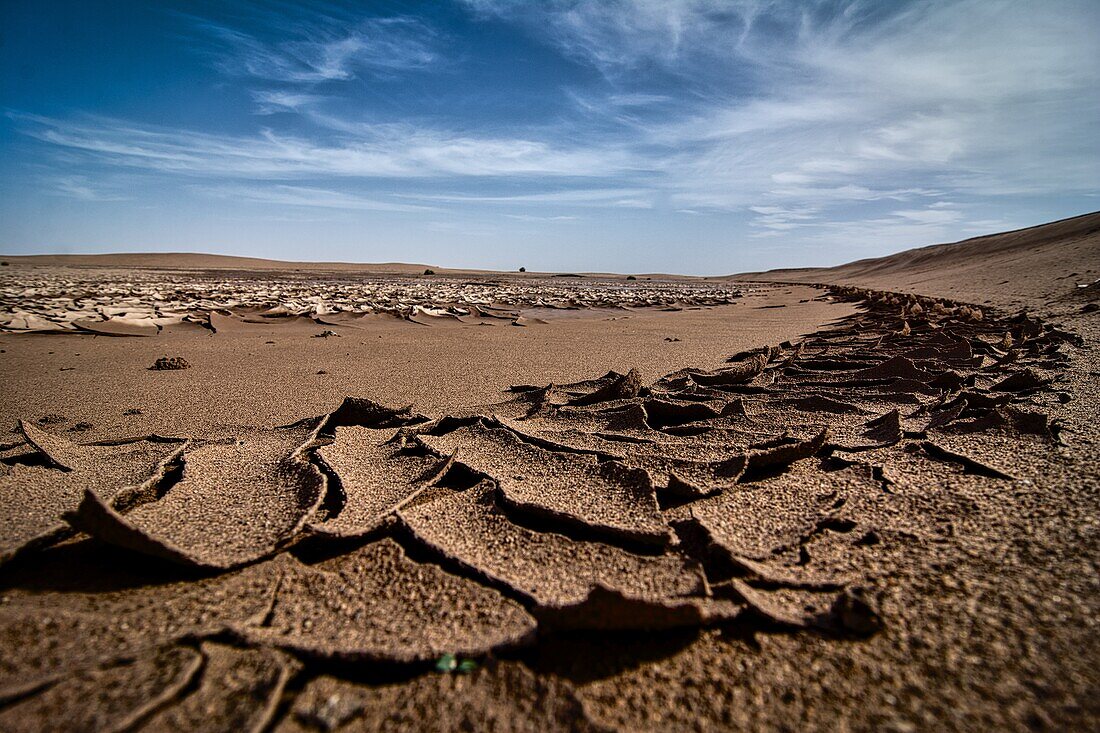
0 252 434 274
739 212 1100 311
0 251 703 281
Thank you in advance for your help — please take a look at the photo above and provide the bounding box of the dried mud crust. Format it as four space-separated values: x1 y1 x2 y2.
0 267 746 333
0 284 1092 730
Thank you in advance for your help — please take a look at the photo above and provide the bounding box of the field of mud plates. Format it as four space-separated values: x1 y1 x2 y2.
0 267 744 334
0 285 1080 730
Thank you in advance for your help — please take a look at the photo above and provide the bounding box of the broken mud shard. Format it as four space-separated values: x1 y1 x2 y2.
277 663 605 733
400 482 727 630
232 539 535 663
66 425 324 568
310 426 452 538
0 556 280 700
0 422 186 567
0 646 201 733
418 422 671 546
134 643 298 732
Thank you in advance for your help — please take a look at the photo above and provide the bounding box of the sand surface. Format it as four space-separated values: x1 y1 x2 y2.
744 211 1100 312
1 217 1098 731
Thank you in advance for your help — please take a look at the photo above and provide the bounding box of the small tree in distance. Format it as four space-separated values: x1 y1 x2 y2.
519 267 526 272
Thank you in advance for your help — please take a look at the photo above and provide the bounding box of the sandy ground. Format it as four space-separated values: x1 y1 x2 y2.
745 211 1100 312
0 216 1098 732
0 286 845 436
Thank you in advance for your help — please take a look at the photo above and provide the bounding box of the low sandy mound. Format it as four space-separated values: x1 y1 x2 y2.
744 211 1100 311
0 252 433 274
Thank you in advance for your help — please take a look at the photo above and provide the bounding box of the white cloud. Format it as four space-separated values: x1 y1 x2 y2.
892 207 964 224
197 184 432 212
48 175 129 201
250 90 327 115
16 114 637 180
394 188 651 205
468 0 1099 238
201 16 439 82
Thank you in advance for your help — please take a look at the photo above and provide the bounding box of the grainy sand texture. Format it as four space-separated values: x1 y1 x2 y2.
0 215 1099 731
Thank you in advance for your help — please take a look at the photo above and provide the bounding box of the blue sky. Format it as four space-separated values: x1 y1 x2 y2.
1 0 1097 274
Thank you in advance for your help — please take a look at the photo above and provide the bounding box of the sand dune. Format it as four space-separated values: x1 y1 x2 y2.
744 211 1100 310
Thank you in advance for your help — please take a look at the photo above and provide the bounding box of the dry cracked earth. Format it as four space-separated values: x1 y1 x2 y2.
0 266 743 334
0 284 1096 731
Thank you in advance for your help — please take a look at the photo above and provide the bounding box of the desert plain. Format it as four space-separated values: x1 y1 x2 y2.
0 212 1098 731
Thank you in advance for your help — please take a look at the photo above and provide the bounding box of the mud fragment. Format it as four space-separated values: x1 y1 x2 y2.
233 539 536 663
135 643 299 733
0 646 201 733
399 482 705 629
419 423 670 546
0 423 187 567
277 663 605 733
66 426 324 568
310 426 452 538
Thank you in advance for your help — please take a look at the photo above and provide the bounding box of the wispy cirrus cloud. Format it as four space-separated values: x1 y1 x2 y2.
394 188 652 205
196 183 432 212
469 0 1100 244
13 113 638 180
46 175 129 201
250 90 328 115
199 15 440 83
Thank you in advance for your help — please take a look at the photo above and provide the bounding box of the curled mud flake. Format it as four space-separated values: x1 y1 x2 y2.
944 410 1011 434
0 423 187 567
721 398 750 417
135 643 299 733
875 378 940 396
0 646 202 733
602 403 652 433
779 341 806 367
399 481 704 629
862 410 902 446
949 390 1012 411
990 369 1051 393
1002 407 1055 439
723 553 854 591
66 426 325 569
566 367 643 406
420 423 671 546
642 399 723 429
149 356 190 370
717 579 839 629
309 426 453 539
277 663 604 733
927 370 966 391
922 441 1016 480
725 345 776 364
687 353 767 387
900 341 973 363
830 586 883 636
851 356 932 381
926 400 968 431
778 396 864 414
662 454 748 500
76 317 160 337
233 539 536 664
493 417 621 460
743 429 828 476
321 396 429 432
541 585 743 631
